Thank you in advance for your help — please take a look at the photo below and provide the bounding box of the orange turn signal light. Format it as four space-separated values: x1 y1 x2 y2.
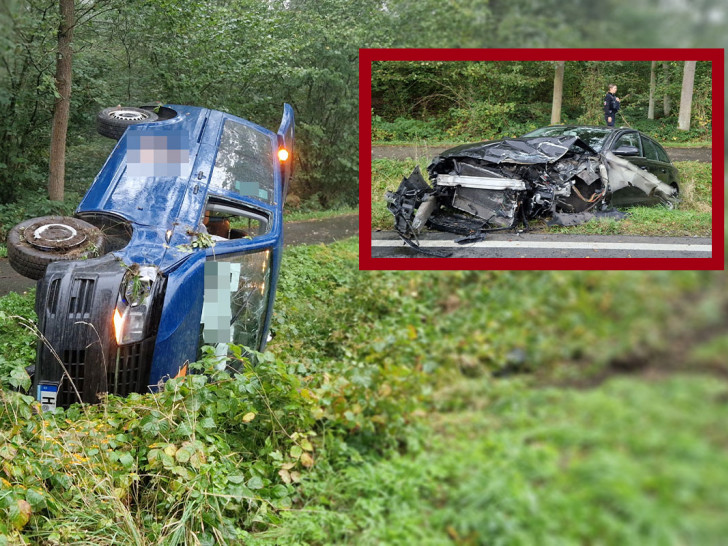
277 148 289 161
113 308 124 345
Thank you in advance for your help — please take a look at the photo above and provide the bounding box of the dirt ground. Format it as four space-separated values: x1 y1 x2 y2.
0 214 359 297
372 145 711 163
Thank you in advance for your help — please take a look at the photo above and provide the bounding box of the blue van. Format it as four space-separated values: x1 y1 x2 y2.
7 104 294 410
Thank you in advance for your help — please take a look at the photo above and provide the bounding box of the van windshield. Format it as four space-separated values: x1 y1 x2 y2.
209 120 275 203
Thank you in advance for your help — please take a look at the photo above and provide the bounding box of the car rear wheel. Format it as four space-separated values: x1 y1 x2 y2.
7 216 106 280
97 106 159 140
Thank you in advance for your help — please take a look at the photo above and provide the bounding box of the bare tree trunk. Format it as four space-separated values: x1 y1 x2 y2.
48 0 74 202
550 61 564 125
677 61 696 131
647 61 656 119
663 61 671 116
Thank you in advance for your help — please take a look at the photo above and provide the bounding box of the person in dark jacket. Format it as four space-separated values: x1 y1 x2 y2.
604 84 620 127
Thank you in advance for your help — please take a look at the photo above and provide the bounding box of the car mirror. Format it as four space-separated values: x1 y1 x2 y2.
613 145 640 156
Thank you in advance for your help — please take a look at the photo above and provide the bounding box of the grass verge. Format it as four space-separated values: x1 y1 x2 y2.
283 206 358 222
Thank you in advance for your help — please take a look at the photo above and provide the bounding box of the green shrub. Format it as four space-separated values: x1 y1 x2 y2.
372 115 451 142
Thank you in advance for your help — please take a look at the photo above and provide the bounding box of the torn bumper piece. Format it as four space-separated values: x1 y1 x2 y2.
385 166 432 236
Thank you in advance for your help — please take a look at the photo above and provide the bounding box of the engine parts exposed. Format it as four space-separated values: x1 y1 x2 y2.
386 134 677 248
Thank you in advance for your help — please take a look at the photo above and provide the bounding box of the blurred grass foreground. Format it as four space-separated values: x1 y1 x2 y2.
1 242 727 544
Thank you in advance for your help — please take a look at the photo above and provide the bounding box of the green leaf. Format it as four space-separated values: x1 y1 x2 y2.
247 476 264 490
118 451 134 469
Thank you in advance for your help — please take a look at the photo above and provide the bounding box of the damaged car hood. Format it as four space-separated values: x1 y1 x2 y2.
436 135 598 165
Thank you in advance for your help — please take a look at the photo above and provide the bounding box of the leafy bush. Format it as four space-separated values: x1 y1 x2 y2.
0 348 320 543
0 290 36 391
372 115 451 142
628 117 711 143
447 101 516 141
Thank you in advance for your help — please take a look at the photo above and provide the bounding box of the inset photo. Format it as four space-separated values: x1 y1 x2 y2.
359 49 724 270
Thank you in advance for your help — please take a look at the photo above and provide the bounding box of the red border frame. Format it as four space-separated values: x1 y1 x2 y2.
359 48 724 271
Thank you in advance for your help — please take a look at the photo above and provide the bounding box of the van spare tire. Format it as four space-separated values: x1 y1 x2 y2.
7 216 106 280
97 106 158 140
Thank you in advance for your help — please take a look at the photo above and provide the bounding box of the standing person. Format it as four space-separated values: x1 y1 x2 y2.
604 84 621 127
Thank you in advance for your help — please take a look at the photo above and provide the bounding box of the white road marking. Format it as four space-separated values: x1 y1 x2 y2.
371 240 712 252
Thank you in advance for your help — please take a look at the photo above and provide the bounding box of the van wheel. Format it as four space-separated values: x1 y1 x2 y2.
97 106 159 140
7 216 106 280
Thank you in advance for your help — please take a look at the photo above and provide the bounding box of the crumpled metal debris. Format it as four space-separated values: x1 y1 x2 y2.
386 135 677 247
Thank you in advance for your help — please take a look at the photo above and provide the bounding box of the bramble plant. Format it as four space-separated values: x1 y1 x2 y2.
1 240 727 544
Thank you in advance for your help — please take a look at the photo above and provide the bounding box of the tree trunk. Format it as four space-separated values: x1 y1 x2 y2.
677 61 696 131
48 0 74 202
663 61 671 116
550 61 564 125
647 61 656 120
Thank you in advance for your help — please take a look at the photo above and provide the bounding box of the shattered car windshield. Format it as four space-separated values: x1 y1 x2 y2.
522 127 610 153
210 120 275 203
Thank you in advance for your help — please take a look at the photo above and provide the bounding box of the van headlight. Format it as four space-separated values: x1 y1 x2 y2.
113 265 160 345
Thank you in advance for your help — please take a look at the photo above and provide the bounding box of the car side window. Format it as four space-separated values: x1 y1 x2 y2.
614 132 642 155
640 135 660 161
200 198 270 241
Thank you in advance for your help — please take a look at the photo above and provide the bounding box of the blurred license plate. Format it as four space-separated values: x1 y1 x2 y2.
38 382 58 412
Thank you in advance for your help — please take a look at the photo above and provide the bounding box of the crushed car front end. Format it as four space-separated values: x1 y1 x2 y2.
386 132 677 246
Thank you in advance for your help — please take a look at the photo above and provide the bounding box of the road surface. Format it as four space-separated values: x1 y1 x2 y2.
371 231 712 259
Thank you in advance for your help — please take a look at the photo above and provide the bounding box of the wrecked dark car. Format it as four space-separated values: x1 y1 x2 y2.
6 103 294 410
386 126 679 247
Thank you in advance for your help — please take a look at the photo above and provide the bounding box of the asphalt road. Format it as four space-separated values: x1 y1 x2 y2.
0 214 359 297
371 232 712 259
371 146 711 163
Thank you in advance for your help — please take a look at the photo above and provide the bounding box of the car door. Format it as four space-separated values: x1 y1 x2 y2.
609 131 650 206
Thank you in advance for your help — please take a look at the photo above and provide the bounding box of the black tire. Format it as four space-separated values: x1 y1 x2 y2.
6 216 106 280
97 106 158 140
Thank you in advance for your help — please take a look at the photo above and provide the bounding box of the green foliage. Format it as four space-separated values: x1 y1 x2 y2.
627 117 711 143
0 191 79 240
372 60 712 145
1 239 726 543
0 347 319 543
260 375 728 545
372 115 450 142
0 289 36 391
282 205 358 222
